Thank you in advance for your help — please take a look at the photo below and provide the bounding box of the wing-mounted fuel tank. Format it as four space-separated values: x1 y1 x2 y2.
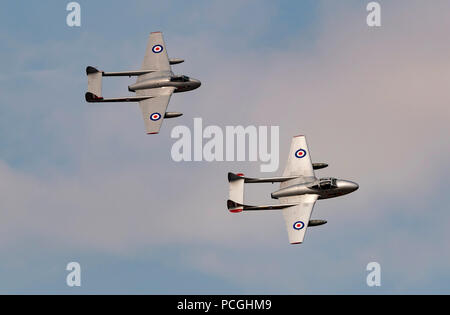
308 219 327 227
164 112 183 119
169 58 184 65
312 163 328 170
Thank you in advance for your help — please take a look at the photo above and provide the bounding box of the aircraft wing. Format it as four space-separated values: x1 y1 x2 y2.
282 135 315 179
139 87 175 134
141 31 171 72
281 194 319 244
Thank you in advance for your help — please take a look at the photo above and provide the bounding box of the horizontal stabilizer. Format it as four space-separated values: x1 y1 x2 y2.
87 67 102 97
227 199 298 212
228 174 245 212
228 172 298 184
85 92 152 103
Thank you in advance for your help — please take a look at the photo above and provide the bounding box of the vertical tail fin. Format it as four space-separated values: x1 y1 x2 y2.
228 173 245 213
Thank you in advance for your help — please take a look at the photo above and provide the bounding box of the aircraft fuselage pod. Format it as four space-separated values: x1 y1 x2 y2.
271 177 358 200
128 74 201 93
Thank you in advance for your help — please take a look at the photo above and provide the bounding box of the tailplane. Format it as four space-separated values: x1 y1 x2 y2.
228 173 245 213
86 66 102 98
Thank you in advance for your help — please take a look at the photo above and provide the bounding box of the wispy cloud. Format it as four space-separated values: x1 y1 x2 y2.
0 0 449 293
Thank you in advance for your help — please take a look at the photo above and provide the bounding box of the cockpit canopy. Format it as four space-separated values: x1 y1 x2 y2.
310 177 338 190
170 75 190 82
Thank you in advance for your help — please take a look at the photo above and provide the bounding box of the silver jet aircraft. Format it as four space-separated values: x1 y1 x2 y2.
227 135 358 244
85 31 201 134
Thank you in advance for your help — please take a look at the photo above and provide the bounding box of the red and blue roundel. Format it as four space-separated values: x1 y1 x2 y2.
293 221 305 230
295 149 307 159
152 45 163 53
150 113 161 121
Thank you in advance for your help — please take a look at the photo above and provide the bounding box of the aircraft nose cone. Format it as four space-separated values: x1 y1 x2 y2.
337 180 359 193
191 78 201 88
349 181 359 192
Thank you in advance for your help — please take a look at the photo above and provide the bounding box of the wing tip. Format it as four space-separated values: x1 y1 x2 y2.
147 132 159 135
293 134 305 138
290 242 303 245
151 31 162 34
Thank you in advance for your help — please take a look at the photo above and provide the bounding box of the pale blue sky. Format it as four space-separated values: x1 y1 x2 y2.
1 0 449 294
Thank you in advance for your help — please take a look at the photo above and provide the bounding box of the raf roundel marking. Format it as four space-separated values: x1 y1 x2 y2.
150 113 161 121
152 45 163 53
295 149 307 159
293 221 305 230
